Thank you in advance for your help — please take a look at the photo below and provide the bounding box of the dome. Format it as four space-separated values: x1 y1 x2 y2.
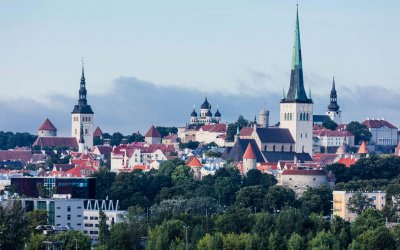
191 109 198 117
206 110 212 117
201 97 211 109
214 109 221 117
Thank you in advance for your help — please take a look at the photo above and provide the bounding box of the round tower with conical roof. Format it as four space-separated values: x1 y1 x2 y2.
243 143 256 175
259 107 270 128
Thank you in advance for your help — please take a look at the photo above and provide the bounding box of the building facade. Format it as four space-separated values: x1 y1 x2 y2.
333 191 386 222
189 98 221 125
362 118 398 146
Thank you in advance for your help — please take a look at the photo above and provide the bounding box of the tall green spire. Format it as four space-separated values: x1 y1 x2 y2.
291 5 302 71
282 5 312 104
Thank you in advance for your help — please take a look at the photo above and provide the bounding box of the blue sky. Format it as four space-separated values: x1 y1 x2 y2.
0 1 400 134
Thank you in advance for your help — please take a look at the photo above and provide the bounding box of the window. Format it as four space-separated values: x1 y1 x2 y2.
84 216 88 220
67 206 71 212
56 215 61 218
77 215 82 217
281 145 284 152
57 207 61 209
77 223 81 226
67 215 71 220
85 129 88 135
77 206 82 209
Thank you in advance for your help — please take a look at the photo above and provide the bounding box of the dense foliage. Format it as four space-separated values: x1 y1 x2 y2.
0 131 37 150
346 121 372 145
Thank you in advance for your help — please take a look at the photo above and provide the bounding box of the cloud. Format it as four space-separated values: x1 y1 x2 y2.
0 76 399 136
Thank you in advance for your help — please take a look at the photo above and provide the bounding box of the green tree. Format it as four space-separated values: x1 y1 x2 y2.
300 186 332 215
348 226 395 250
346 121 372 144
222 233 248 250
0 200 29 249
351 208 384 237
287 233 305 250
322 119 338 131
330 216 352 249
146 219 184 250
98 210 110 246
91 169 116 199
235 185 266 211
347 192 374 215
309 230 340 250
226 115 250 141
265 186 296 212
54 230 91 250
27 210 48 234
242 169 277 188
25 233 47 250
268 230 286 250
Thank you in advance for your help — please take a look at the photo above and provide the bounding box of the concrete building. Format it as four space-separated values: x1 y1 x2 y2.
20 196 84 230
71 62 94 150
83 199 126 241
333 191 386 222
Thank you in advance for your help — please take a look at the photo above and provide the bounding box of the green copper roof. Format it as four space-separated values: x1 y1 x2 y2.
291 6 302 71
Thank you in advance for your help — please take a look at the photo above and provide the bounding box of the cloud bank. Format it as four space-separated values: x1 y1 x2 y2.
0 76 399 136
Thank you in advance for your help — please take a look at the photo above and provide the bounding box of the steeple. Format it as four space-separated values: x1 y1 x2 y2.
72 59 94 114
282 5 312 104
327 77 340 111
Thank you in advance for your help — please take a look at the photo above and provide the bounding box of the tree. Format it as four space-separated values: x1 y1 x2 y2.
242 169 277 189
330 216 352 249
235 185 266 211
25 233 47 250
146 219 184 250
0 200 29 249
98 210 110 246
351 208 385 237
346 121 372 145
265 186 296 212
300 186 332 215
287 233 305 250
309 230 340 250
110 132 124 146
322 119 338 131
226 115 250 141
27 210 48 234
54 230 91 250
347 192 374 215
268 230 286 250
348 226 395 250
91 169 116 199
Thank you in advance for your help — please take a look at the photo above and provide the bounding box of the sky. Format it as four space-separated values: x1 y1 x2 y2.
0 1 400 135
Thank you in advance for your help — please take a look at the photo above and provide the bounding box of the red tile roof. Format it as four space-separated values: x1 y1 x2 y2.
362 119 397 129
0 150 33 164
313 129 353 137
282 169 327 176
93 127 103 137
243 143 256 159
33 137 78 148
133 165 147 170
38 118 57 131
200 124 227 133
187 157 202 167
145 126 161 138
240 127 254 137
64 165 97 177
337 157 357 167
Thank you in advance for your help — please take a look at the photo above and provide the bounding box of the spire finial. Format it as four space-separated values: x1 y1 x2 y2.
282 86 285 99
309 87 312 99
332 76 336 91
81 57 85 78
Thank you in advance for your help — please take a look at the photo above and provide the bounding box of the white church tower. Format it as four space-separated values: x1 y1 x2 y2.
71 61 94 149
280 6 313 155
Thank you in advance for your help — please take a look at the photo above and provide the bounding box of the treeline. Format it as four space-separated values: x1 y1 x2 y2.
0 131 37 150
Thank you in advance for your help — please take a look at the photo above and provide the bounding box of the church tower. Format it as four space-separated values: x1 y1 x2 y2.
326 77 342 124
71 61 94 149
280 6 313 155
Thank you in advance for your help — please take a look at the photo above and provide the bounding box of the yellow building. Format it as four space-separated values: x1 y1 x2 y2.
333 190 386 222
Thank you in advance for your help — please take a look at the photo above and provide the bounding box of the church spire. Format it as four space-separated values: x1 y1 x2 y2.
72 59 94 114
327 76 340 111
282 5 311 104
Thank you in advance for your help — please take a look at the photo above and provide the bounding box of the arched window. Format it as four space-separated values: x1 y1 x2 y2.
290 113 293 120
306 113 309 121
300 133 302 138
264 145 267 151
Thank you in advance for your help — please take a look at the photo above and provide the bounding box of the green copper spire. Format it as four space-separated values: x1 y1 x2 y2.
236 126 240 135
282 5 312 104
291 5 302 71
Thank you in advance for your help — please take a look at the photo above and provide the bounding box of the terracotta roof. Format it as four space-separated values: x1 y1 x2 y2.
222 139 264 163
133 165 147 170
200 124 227 133
0 150 33 164
314 129 353 137
358 141 369 154
337 157 357 167
33 137 78 148
240 127 254 137
282 169 327 176
187 157 203 167
243 143 256 159
362 119 397 129
38 118 57 131
145 126 161 138
65 165 97 177
93 127 103 137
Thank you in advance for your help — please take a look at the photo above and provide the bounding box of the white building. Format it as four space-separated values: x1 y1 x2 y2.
71 63 94 150
362 118 398 146
83 199 126 241
38 118 57 137
20 196 84 230
333 191 386 222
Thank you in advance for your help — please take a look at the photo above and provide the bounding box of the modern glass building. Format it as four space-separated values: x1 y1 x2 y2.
10 177 96 199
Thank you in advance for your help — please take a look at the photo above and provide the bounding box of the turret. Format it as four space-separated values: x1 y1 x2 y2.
258 107 270 128
242 143 256 175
